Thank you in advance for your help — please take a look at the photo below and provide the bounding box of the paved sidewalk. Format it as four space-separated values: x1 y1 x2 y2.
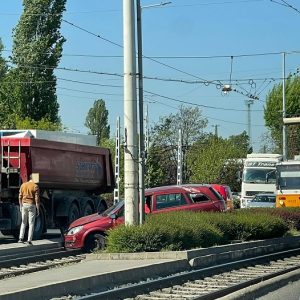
0 257 188 300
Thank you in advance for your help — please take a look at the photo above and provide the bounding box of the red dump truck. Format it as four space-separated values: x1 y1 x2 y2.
0 130 114 239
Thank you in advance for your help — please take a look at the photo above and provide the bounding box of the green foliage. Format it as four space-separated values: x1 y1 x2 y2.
0 39 7 79
145 145 168 187
267 207 300 231
264 76 300 158
106 224 167 253
146 105 208 186
85 99 110 146
105 210 288 253
5 0 66 124
15 116 62 131
199 210 288 241
146 212 225 249
187 135 247 189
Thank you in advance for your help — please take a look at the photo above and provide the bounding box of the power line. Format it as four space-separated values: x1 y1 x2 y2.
270 0 300 14
144 89 263 112
5 59 287 88
2 48 300 59
58 86 122 96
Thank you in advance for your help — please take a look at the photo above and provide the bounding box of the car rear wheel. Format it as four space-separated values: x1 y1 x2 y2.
84 233 106 253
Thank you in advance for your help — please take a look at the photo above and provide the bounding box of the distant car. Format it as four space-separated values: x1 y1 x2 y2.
211 184 234 210
64 184 226 252
247 193 276 208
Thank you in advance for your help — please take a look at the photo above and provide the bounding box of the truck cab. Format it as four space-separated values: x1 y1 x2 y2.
240 153 282 208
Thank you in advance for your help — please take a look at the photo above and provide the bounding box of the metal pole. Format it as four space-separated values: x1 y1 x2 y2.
282 52 287 160
136 0 145 225
114 116 120 204
177 129 182 185
123 0 139 225
245 99 253 148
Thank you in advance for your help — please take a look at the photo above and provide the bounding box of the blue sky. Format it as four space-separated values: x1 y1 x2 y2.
0 0 299 151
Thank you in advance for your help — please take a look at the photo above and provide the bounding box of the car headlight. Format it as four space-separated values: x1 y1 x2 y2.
67 225 84 236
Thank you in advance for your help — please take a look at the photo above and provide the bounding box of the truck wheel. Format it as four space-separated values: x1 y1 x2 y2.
97 201 107 213
83 203 93 216
68 203 79 225
84 233 106 253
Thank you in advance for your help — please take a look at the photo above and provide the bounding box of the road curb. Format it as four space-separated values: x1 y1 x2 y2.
0 259 190 300
218 268 300 300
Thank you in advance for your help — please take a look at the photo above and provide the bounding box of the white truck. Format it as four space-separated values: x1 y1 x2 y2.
240 153 283 208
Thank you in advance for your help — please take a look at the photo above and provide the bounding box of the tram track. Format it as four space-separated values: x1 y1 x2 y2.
0 245 85 279
75 247 300 300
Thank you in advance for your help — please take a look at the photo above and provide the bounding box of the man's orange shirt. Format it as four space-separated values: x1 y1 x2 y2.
19 181 40 205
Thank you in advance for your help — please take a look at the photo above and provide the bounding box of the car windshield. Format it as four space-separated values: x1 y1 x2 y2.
101 200 124 217
243 168 276 184
251 195 275 203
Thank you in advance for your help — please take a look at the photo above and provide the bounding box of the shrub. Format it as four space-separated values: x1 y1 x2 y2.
105 210 289 253
106 211 225 252
106 224 167 253
269 208 300 231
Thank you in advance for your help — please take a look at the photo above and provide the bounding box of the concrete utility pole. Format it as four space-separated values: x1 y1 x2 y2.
123 0 139 225
282 52 287 160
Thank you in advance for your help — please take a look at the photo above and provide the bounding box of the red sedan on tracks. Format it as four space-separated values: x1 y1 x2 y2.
64 184 226 252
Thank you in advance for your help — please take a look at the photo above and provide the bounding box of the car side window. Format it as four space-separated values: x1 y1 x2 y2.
156 193 187 209
145 195 152 213
189 193 210 203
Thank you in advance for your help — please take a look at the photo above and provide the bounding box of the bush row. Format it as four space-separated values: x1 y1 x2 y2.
105 209 289 253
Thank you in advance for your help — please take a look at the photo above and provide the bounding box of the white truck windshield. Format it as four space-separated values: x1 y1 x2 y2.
243 168 276 184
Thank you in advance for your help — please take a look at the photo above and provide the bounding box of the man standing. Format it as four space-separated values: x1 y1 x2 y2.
18 174 40 245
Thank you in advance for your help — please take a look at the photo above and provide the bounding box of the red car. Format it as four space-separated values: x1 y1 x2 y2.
64 184 226 252
211 184 233 210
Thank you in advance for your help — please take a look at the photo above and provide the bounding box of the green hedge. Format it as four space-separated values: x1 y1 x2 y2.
105 209 289 253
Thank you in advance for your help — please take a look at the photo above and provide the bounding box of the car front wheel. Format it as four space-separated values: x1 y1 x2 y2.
84 233 106 253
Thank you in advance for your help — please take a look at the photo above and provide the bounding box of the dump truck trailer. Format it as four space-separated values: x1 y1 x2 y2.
0 130 114 239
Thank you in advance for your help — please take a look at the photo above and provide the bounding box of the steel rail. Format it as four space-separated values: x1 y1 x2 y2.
0 247 84 279
76 247 300 300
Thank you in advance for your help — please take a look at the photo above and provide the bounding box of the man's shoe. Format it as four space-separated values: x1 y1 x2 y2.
18 239 24 243
26 241 33 246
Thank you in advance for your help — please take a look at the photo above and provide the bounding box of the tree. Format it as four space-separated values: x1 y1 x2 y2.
85 99 110 145
9 0 66 124
146 105 208 187
0 39 16 128
16 116 62 131
264 76 300 158
187 134 247 191
0 39 7 79
227 131 250 154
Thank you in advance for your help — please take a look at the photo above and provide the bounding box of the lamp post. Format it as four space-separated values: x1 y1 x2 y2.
282 52 287 160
